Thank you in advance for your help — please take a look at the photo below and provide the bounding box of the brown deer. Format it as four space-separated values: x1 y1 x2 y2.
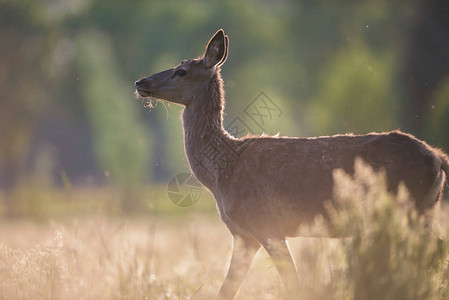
135 29 449 299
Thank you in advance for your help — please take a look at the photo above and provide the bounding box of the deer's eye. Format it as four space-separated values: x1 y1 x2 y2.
175 69 187 77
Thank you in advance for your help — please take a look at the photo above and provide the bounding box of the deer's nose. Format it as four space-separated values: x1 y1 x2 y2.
134 79 145 87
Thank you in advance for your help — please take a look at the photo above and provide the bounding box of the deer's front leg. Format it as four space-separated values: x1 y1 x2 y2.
218 234 260 299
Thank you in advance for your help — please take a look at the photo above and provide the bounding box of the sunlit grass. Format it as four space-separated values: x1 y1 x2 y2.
0 164 448 299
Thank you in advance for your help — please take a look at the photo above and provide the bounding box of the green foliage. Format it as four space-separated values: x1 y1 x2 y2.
78 30 151 186
307 43 397 135
1 0 448 215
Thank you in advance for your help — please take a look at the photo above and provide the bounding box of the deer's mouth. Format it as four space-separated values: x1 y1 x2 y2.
135 88 153 98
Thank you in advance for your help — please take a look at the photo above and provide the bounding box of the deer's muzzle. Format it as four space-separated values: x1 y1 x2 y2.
134 79 153 97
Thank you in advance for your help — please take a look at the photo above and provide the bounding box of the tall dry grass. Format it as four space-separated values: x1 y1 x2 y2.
0 162 448 299
327 160 449 300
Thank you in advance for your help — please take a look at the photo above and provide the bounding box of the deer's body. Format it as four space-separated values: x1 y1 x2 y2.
135 30 449 299
207 132 445 237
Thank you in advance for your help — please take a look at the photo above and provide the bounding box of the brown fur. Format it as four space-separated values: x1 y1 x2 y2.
135 29 449 299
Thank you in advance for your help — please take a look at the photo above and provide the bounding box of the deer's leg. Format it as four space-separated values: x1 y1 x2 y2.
218 234 260 299
258 236 300 297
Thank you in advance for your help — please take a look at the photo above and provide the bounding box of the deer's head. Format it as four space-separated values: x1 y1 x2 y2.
135 29 229 106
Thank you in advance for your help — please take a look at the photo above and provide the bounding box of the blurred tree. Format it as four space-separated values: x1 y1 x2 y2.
0 1 58 216
426 77 449 149
0 2 46 187
306 42 397 135
399 0 449 150
0 0 447 215
77 30 151 211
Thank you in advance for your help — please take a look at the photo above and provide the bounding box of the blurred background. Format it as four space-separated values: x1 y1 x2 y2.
1 0 448 219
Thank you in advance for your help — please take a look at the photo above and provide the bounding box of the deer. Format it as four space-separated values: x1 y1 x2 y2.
134 29 449 299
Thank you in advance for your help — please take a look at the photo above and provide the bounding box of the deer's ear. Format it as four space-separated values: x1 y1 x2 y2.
203 29 228 68
217 36 229 67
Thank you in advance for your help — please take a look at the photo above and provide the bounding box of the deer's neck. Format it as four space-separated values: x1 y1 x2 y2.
182 73 235 189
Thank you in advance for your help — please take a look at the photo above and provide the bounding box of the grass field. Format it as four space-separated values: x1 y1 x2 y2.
1 166 449 300
0 214 348 300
